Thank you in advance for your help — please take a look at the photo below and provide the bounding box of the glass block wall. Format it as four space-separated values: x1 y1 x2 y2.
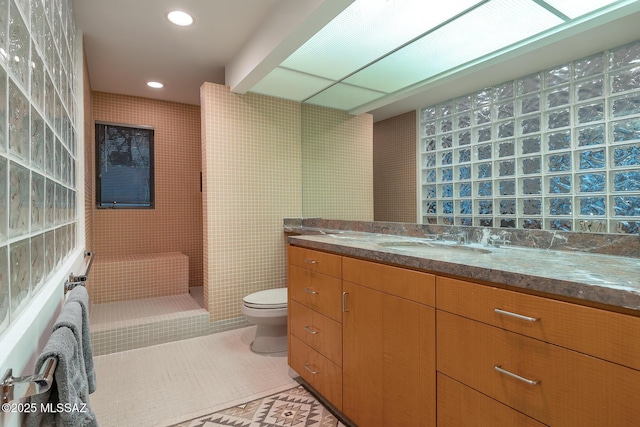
0 0 78 336
419 40 640 234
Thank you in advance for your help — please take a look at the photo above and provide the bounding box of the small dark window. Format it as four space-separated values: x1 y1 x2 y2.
95 122 154 208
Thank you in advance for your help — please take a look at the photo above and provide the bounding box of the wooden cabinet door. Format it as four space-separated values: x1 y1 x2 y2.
289 300 342 365
343 281 435 427
290 335 342 410
342 281 383 426
438 373 546 427
288 264 343 322
438 310 640 426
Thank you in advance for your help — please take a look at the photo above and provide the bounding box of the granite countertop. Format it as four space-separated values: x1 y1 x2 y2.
286 227 640 314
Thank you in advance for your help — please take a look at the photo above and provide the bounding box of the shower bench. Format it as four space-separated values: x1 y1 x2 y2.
88 252 189 303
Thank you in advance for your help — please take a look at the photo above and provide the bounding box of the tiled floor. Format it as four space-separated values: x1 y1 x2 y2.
90 326 299 427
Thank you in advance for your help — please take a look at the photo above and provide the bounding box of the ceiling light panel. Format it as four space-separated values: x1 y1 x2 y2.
304 82 387 111
280 0 484 81
250 67 336 101
342 0 564 94
541 0 620 19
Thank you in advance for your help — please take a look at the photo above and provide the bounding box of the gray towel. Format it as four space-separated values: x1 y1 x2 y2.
52 302 94 396
64 286 96 393
26 327 98 427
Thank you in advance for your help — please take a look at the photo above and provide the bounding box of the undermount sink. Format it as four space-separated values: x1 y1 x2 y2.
377 240 492 255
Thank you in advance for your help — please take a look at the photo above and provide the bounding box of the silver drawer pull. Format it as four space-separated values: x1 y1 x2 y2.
304 258 318 264
494 365 539 385
304 364 319 375
494 308 538 322
304 287 319 295
304 326 319 335
342 291 349 312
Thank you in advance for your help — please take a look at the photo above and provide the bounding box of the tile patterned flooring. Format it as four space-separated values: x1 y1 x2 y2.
90 326 299 427
167 385 343 427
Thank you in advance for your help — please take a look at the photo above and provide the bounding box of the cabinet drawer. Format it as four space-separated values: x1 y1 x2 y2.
342 257 435 306
288 264 342 322
288 245 342 278
290 335 342 410
437 310 640 426
436 276 640 370
290 300 342 366
437 373 546 427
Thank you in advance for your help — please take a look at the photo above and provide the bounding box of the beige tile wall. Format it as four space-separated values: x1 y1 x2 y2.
302 104 374 220
90 92 203 288
373 111 417 222
200 83 303 322
90 252 189 303
83 52 94 253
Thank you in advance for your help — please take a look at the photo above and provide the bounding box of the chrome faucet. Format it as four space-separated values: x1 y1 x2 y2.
442 232 467 245
488 235 510 247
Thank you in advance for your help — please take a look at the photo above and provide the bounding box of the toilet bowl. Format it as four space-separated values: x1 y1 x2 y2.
241 288 288 354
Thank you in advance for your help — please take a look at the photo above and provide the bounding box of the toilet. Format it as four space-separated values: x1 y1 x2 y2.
241 288 288 354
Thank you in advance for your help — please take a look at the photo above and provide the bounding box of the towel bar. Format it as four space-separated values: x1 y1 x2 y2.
65 251 95 294
1 357 57 404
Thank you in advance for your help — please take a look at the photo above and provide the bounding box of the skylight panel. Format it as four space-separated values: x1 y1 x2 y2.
342 0 564 94
541 0 620 19
304 82 387 111
251 67 335 101
281 0 483 81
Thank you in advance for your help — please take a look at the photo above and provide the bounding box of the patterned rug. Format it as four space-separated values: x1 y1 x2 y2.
168 385 340 427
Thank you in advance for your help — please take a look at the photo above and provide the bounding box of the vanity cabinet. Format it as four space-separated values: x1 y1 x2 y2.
437 276 640 426
287 246 343 409
342 257 436 427
287 242 640 426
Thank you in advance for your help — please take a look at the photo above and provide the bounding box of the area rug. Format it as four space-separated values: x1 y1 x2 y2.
167 385 340 427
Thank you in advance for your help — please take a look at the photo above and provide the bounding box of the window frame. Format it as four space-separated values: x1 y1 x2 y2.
95 121 155 209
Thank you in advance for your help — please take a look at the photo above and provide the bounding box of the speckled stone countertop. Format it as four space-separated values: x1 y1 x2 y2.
284 219 640 313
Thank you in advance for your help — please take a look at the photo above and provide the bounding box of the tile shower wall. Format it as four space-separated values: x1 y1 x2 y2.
0 0 79 336
82 54 92 253
200 83 302 324
374 111 417 222
302 104 374 221
201 84 374 325
91 92 203 288
419 40 640 234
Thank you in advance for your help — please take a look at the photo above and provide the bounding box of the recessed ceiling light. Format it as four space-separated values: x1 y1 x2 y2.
147 81 164 89
167 10 193 26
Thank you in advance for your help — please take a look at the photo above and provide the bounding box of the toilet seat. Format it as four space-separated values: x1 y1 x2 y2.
243 288 287 309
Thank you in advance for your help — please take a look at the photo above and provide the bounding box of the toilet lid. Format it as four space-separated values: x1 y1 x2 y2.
243 288 288 309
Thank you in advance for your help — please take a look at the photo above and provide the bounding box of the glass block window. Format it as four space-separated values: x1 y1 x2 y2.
419 40 640 234
0 0 79 336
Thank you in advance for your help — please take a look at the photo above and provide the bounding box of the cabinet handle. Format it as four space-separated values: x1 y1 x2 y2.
304 364 319 375
342 291 349 312
304 287 319 295
304 258 318 265
494 365 539 385
304 326 319 335
494 308 538 322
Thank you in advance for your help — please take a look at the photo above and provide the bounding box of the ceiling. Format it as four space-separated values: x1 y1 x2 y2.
74 0 640 122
